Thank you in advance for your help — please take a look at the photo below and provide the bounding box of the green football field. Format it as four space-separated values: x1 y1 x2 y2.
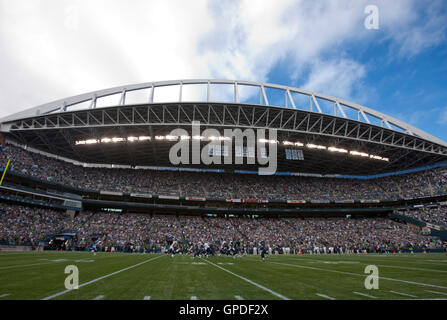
1 251 447 300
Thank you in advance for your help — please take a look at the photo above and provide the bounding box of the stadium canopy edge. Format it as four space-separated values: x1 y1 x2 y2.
0 79 446 148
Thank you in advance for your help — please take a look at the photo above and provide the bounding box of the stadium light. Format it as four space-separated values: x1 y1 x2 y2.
284 141 306 147
307 143 326 150
369 155 390 162
73 135 390 162
259 138 278 144
328 147 348 153
350 151 369 157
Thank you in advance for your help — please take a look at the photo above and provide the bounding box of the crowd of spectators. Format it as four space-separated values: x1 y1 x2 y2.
0 203 71 246
1 203 445 253
399 206 447 227
179 215 444 254
1 144 446 252
1 144 446 201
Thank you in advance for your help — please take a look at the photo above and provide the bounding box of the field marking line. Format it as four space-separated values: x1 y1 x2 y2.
92 295 104 300
364 263 447 274
348 257 447 266
0 253 132 270
253 254 447 266
353 292 377 299
389 290 417 298
234 295 244 300
0 261 67 270
315 293 336 300
143 296 151 300
272 256 447 273
270 261 447 290
425 290 447 296
0 294 10 298
200 258 290 300
0 252 47 256
190 296 198 300
41 254 164 300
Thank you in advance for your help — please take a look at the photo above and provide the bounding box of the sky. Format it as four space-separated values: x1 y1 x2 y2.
1 0 446 141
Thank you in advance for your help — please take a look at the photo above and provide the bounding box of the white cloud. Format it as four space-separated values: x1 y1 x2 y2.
437 107 447 125
383 0 447 58
301 59 366 100
0 0 444 119
0 0 214 115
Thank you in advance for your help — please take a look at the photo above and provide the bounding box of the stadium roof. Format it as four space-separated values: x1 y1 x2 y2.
1 79 446 175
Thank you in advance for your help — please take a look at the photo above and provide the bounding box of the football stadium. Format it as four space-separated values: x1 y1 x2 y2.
0 79 446 302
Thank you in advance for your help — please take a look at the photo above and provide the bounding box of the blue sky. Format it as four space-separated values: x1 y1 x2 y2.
1 0 446 141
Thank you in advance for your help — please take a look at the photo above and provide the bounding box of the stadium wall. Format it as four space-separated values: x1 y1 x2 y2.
0 245 33 251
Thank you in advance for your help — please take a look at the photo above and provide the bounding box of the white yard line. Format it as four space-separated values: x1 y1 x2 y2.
92 295 104 300
270 261 447 290
234 295 244 300
0 261 65 270
253 254 447 266
371 264 447 274
0 253 131 270
389 290 417 298
200 258 290 300
190 296 198 300
143 296 151 300
273 256 447 274
0 294 10 298
315 293 336 300
425 290 447 296
41 255 164 300
350 257 447 266
353 291 377 299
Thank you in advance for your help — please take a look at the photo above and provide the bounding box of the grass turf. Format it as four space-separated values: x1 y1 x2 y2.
0 251 446 300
